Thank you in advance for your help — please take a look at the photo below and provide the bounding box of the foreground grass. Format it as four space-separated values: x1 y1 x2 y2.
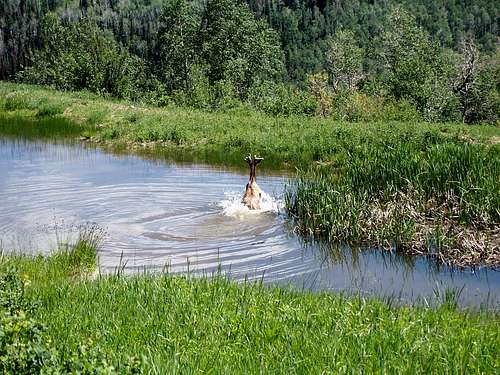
1 246 499 374
1 82 499 266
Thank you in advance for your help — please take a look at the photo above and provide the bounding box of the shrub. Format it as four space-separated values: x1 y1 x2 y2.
0 270 144 373
382 98 421 122
86 110 109 125
36 102 66 117
0 270 59 373
1 95 32 111
331 91 421 122
248 81 317 116
124 111 141 123
185 64 215 110
307 72 334 116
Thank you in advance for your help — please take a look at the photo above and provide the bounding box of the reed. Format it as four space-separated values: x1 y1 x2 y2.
285 139 500 266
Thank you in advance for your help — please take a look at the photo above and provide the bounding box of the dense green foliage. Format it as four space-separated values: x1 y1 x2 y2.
156 0 284 107
2 0 498 79
1 0 498 122
0 270 57 373
1 245 499 373
17 14 162 101
0 226 143 374
250 0 499 82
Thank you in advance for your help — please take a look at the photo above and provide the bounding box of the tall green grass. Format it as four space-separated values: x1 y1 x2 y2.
1 251 499 373
1 224 104 286
0 114 85 139
0 225 128 374
285 136 500 266
1 217 499 373
1 82 498 169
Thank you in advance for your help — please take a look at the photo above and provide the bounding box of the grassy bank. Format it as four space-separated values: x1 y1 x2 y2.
1 242 499 373
285 140 500 267
1 82 499 267
1 82 498 167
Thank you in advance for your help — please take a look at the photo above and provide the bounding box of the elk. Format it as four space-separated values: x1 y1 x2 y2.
242 154 264 210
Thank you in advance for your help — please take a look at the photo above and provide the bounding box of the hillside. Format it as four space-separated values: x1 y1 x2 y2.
2 0 498 81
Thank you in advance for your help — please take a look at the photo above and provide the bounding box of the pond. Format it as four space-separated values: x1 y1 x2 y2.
0 135 499 308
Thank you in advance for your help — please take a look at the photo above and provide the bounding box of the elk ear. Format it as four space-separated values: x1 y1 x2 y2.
244 154 252 164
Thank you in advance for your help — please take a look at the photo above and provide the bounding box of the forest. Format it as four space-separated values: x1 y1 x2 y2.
1 0 499 123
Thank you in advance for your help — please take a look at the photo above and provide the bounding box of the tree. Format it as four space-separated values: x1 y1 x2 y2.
157 0 200 92
306 71 332 117
453 38 499 123
453 38 479 122
156 0 284 99
377 7 440 111
325 29 364 92
18 14 159 101
199 0 284 95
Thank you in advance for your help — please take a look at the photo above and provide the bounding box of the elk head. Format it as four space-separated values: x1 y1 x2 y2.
242 154 264 210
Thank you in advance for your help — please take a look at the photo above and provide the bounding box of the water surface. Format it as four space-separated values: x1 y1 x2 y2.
1 137 498 308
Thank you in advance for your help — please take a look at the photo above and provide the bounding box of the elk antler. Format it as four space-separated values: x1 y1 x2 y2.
244 154 264 165
253 155 264 164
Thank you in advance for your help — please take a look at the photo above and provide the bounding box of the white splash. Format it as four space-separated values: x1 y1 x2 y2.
219 191 283 217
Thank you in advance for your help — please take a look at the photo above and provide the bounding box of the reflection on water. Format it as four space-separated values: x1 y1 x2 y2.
0 137 499 308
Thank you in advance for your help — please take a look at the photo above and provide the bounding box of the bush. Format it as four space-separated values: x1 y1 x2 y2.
248 81 317 116
173 65 245 112
459 52 500 124
0 270 144 373
184 64 215 110
86 110 109 125
330 91 421 122
0 95 34 112
0 270 59 373
36 102 66 117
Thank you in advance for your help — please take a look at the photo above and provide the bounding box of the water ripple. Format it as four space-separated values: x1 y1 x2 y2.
0 137 499 308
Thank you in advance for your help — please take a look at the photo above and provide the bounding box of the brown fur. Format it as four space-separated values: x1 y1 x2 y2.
242 154 263 210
